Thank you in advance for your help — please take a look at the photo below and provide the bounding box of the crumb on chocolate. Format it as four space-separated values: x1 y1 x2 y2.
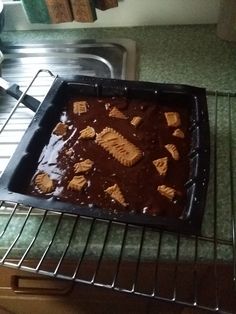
164 112 181 127
130 116 142 127
109 106 128 119
165 144 180 160
105 183 127 206
74 159 94 173
35 172 54 193
153 157 168 176
52 122 68 136
79 126 96 139
67 175 87 191
173 128 185 139
157 185 176 201
73 101 88 114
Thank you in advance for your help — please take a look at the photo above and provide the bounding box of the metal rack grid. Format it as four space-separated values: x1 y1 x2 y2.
0 70 236 313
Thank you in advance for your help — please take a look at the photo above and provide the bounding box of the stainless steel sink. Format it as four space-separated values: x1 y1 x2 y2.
0 38 137 80
0 38 137 174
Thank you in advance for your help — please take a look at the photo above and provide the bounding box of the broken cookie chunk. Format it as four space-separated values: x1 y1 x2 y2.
65 147 74 157
74 159 94 173
35 172 54 193
172 128 185 139
157 185 177 201
79 126 96 139
164 112 181 127
105 103 111 110
130 116 142 128
52 122 68 136
67 175 87 191
96 127 142 167
105 183 127 207
109 106 128 119
165 144 180 160
73 101 88 115
153 157 168 176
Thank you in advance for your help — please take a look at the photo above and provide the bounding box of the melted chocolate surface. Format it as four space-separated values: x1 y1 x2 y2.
27 96 190 218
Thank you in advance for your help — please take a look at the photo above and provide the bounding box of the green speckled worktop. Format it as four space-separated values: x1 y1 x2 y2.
0 25 236 263
2 25 236 90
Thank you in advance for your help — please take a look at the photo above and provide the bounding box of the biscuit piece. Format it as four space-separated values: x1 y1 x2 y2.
67 175 87 191
96 127 142 167
35 172 54 193
74 159 94 173
157 185 176 201
131 116 142 127
153 157 168 176
172 128 185 139
53 122 68 136
105 183 127 206
79 126 96 139
109 107 128 119
105 103 111 110
65 148 74 156
165 144 180 160
73 101 88 114
164 112 181 127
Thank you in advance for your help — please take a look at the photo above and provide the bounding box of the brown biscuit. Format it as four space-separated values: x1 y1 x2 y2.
52 122 68 136
96 127 142 167
165 144 180 160
35 172 54 193
130 116 142 127
67 175 87 191
157 185 176 201
74 159 94 173
73 101 88 114
105 183 127 207
172 128 185 139
153 157 168 176
109 106 128 119
79 126 96 139
164 112 181 127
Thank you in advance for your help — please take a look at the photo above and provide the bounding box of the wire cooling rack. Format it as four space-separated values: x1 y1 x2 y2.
0 69 236 313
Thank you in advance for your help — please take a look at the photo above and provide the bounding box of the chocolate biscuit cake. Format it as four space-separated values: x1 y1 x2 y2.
27 95 190 218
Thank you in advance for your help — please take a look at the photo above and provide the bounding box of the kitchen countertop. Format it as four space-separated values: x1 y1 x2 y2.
2 25 236 91
0 25 236 263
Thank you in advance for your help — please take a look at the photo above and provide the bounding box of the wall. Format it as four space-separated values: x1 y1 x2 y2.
4 0 220 31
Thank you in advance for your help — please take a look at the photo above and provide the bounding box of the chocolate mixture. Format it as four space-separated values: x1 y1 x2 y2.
27 95 190 218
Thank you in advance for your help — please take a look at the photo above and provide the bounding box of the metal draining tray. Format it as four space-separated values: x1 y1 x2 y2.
0 40 236 313
0 39 137 174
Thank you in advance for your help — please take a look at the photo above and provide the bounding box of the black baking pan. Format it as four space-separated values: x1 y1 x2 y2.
0 74 210 235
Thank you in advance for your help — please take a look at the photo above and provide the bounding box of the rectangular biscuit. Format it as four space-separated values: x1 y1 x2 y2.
164 112 181 127
96 127 142 167
73 101 88 114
